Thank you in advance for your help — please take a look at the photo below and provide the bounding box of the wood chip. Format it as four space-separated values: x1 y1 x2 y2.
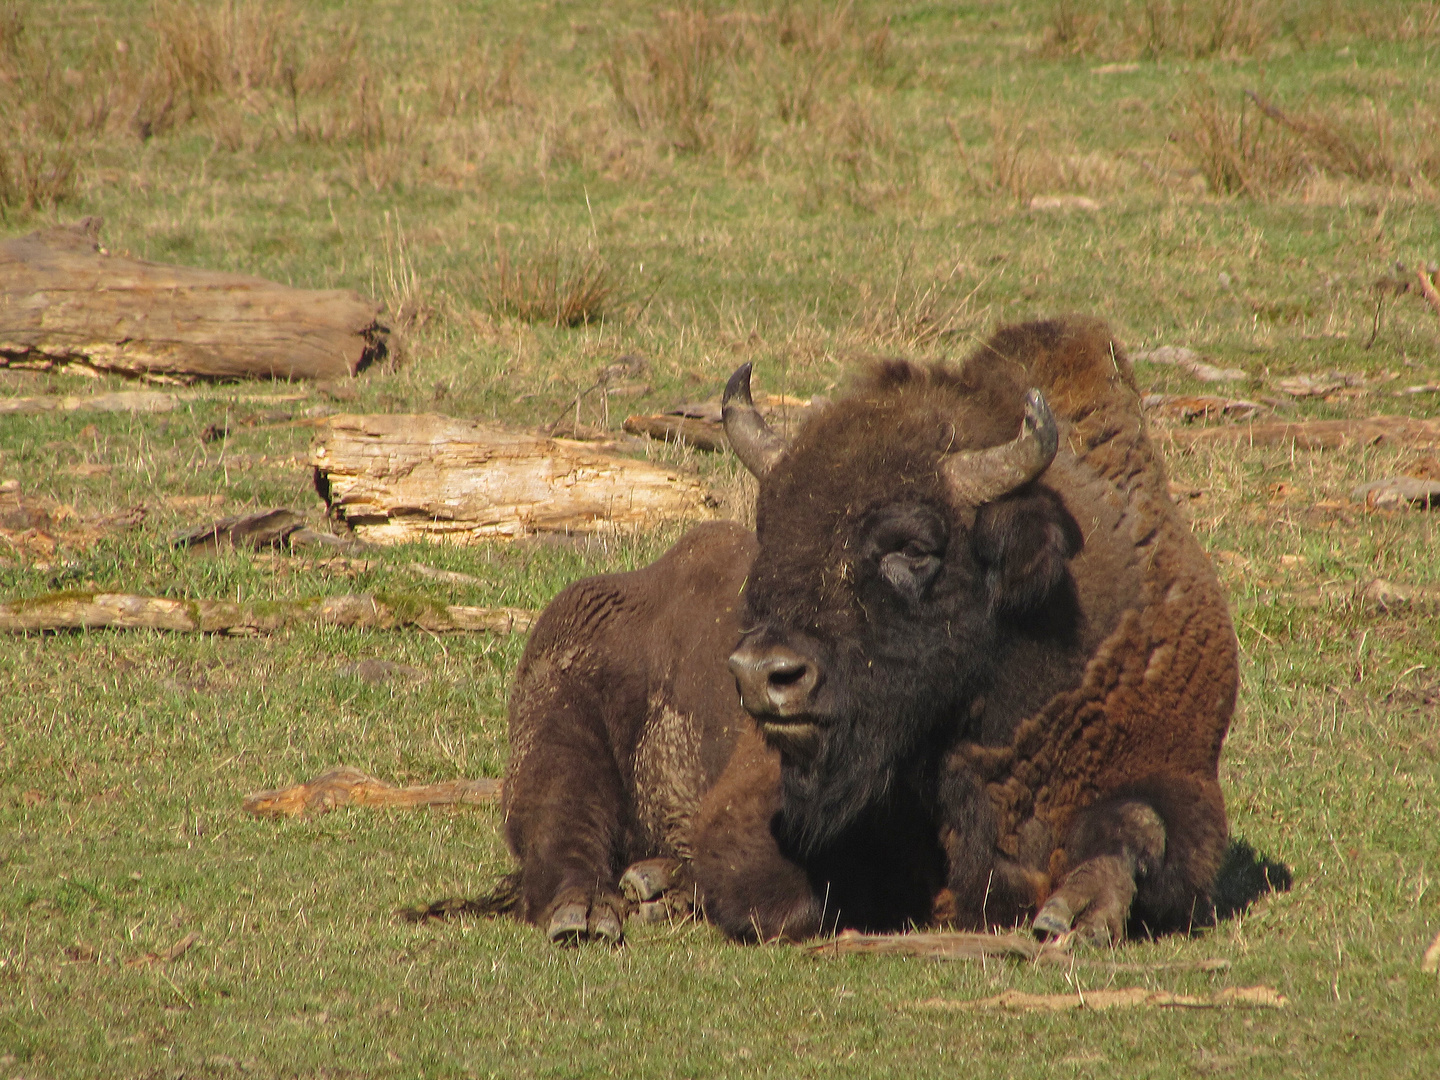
242 766 502 818
915 985 1285 1012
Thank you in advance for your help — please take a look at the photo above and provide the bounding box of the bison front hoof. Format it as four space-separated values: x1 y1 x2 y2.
620 858 695 926
546 893 626 946
1032 854 1136 946
1032 896 1076 939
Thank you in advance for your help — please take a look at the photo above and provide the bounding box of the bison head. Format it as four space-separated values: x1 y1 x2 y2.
723 360 1083 855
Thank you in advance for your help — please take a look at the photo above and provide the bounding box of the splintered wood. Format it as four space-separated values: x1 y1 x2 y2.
311 413 717 542
0 219 387 382
242 766 502 818
0 591 534 635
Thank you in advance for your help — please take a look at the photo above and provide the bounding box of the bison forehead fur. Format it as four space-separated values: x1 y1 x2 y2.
500 315 1237 945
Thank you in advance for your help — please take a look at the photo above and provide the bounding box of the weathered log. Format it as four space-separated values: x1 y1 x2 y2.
913 985 1285 1011
807 930 1049 962
0 591 535 635
242 766 502 819
0 219 388 382
1165 415 1440 451
1141 393 1265 423
311 413 717 542
0 390 177 415
622 413 728 452
1351 477 1440 509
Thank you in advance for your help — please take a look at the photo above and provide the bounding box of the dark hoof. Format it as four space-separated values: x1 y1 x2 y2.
620 858 682 903
546 895 625 946
1032 897 1075 940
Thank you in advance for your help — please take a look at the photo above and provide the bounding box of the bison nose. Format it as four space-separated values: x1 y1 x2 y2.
728 642 819 717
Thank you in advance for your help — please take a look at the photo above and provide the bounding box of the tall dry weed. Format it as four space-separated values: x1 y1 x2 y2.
1175 81 1430 197
479 241 619 328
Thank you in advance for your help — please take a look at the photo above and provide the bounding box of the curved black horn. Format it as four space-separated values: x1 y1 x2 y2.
722 363 787 478
940 388 1059 505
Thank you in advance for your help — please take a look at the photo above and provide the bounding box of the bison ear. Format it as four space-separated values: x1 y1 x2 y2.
970 486 1083 619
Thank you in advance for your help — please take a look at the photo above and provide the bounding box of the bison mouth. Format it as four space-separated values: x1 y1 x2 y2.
756 718 822 759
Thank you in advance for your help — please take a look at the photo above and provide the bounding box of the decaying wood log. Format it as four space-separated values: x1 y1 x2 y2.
311 413 717 542
0 219 388 383
1286 578 1440 614
242 766 502 819
807 930 1053 962
1165 415 1440 451
914 985 1285 1011
1141 393 1265 423
1351 477 1440 509
0 591 535 635
622 413 728 452
1424 930 1440 973
0 390 178 415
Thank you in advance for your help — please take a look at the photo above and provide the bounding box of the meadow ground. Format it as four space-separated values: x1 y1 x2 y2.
2 1 1439 1076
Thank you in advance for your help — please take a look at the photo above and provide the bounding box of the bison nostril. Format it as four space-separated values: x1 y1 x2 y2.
729 643 820 717
768 663 809 688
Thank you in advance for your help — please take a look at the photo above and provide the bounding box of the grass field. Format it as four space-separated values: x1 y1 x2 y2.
3 1 1439 1076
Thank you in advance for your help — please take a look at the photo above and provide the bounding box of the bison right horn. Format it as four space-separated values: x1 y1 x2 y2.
722 363 787 478
941 388 1059 506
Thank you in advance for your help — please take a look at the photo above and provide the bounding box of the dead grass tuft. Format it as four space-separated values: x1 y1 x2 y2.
479 241 619 328
1176 80 1436 197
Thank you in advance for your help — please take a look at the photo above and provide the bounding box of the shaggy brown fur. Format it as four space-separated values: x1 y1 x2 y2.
499 315 1236 944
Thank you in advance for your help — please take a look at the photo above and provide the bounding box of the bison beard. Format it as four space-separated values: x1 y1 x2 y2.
497 316 1238 947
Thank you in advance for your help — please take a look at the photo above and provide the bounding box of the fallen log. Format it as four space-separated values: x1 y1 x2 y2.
807 930 1052 963
242 766 502 819
1351 477 1440 510
913 985 1285 1012
0 390 177 415
311 413 717 542
0 591 535 635
1164 415 1440 451
0 219 388 383
1141 393 1265 423
622 413 728 452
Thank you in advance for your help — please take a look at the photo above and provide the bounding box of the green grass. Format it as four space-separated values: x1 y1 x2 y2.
3 1 1440 1076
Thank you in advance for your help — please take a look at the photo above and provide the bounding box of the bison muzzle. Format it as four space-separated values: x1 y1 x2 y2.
499 316 1237 946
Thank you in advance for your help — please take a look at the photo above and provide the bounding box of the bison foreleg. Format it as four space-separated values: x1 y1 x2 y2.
1034 778 1227 943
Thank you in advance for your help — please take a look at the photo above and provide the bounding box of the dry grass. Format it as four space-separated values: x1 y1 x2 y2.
1042 0 1440 59
478 241 619 328
1176 79 1439 197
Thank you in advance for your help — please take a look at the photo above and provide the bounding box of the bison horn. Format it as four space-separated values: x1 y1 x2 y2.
722 363 787 478
941 388 1059 505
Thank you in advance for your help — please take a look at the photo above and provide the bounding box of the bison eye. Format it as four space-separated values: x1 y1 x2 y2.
878 548 943 601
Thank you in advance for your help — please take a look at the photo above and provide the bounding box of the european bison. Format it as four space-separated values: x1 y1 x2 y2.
500 316 1237 945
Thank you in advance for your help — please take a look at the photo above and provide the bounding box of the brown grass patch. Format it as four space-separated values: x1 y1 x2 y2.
479 241 619 328
1176 80 1438 197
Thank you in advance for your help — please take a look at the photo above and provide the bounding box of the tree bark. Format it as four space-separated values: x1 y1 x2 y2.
312 413 718 542
0 219 388 383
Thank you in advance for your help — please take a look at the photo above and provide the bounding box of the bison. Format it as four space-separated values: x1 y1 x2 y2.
498 316 1237 945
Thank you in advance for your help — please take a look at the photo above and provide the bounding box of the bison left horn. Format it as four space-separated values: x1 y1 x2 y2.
722 363 787 478
941 388 1059 505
